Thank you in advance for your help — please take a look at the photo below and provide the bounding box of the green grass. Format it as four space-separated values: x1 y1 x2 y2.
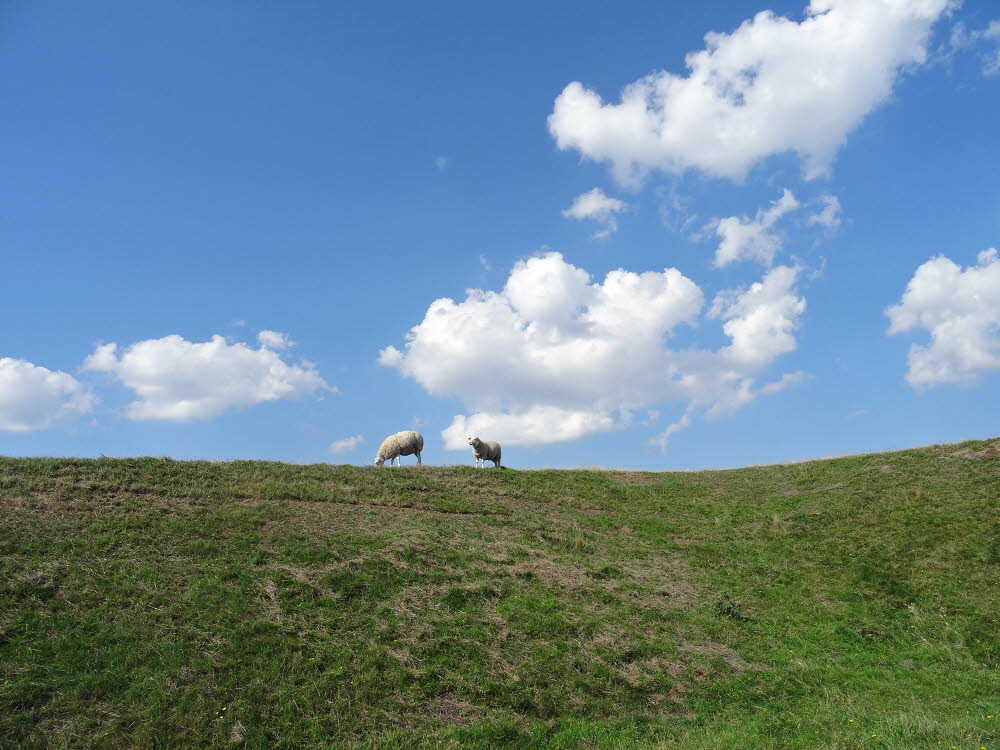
1 439 998 749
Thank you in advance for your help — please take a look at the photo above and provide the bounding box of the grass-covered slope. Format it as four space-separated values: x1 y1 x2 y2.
1 440 998 749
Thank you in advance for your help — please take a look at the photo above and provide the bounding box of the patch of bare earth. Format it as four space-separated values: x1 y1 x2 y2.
228 721 247 744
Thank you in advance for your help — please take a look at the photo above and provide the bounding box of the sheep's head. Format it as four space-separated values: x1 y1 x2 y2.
468 436 480 447
374 456 385 466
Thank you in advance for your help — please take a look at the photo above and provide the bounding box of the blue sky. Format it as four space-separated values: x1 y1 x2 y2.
2 0 999 469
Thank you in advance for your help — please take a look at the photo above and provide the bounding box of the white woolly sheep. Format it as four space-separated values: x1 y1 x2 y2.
468 436 501 468
374 430 424 467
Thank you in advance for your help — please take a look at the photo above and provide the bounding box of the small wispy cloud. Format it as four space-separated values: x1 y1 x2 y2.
711 189 800 268
329 434 364 454
948 20 1000 75
562 188 628 238
759 371 812 396
649 410 692 453
257 330 294 350
807 195 842 230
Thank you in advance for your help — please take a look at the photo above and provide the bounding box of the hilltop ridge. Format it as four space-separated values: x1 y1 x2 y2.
1 439 998 748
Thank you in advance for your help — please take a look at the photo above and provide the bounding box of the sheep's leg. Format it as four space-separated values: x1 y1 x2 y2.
416 451 422 465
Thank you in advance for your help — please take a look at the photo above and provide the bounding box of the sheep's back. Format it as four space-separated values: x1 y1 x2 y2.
482 441 501 460
380 430 423 459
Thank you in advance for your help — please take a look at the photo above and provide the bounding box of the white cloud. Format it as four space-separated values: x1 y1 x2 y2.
562 188 629 238
980 20 1000 74
84 333 329 421
443 408 622 449
0 358 95 432
548 0 950 184
950 19 1000 75
328 434 364 454
257 330 294 349
807 194 843 229
759 370 812 395
380 252 807 450
712 189 800 267
708 265 807 368
657 183 699 235
886 248 1000 389
649 410 692 452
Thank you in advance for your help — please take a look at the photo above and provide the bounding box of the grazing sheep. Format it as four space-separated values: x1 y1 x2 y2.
468 436 501 468
374 431 424 467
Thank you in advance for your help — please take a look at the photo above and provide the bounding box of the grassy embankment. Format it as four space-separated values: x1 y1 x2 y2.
1 439 998 749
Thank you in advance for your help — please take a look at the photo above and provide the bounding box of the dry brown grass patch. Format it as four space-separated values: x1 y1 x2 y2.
508 558 590 588
670 535 699 545
427 694 480 725
677 638 767 671
952 441 1000 458
228 721 247 744
609 472 659 485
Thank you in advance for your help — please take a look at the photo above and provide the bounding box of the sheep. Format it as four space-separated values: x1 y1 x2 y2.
468 436 501 468
374 430 424 467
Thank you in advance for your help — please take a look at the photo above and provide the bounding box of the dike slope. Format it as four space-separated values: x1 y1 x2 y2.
1 439 998 749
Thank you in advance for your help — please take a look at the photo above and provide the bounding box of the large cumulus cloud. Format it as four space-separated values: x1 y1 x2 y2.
0 358 95 432
886 248 1000 389
380 252 807 450
84 332 329 421
548 0 950 184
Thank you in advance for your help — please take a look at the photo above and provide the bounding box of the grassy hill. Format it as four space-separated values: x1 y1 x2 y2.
1 440 998 749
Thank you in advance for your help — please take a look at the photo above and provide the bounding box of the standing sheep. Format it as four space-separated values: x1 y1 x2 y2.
468 436 501 468
374 431 424 467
